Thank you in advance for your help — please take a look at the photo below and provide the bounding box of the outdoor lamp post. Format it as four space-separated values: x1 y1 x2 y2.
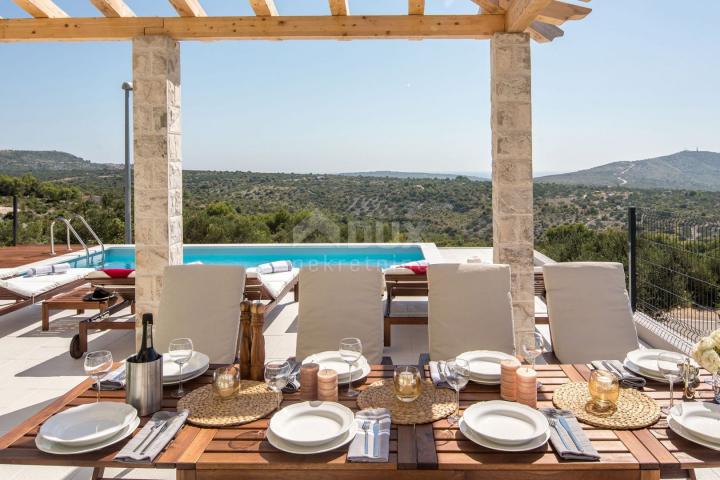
122 81 133 244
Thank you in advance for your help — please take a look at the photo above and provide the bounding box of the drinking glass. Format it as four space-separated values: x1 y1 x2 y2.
168 338 193 398
264 360 291 393
84 350 113 403
394 365 422 403
657 352 684 415
443 358 470 426
339 337 363 398
522 332 545 387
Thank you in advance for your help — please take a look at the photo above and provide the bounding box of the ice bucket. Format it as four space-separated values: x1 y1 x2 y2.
126 355 163 416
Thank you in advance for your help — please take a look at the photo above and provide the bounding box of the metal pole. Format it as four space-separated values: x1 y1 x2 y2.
12 195 18 246
122 82 133 244
628 206 637 312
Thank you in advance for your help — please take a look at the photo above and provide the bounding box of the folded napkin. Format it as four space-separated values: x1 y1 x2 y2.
92 363 126 390
348 408 391 462
541 408 600 461
281 360 301 393
429 360 452 389
115 410 188 464
257 260 293 274
591 360 646 389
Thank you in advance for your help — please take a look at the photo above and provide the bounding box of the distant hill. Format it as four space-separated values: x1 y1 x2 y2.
537 150 720 191
340 171 488 181
0 150 120 175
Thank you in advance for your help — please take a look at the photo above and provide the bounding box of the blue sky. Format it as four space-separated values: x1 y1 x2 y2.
1 0 718 175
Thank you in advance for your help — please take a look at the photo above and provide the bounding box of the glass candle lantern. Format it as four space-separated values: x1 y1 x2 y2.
213 365 241 400
587 369 620 414
393 366 422 403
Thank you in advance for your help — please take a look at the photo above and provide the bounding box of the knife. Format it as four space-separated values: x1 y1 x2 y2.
557 415 583 453
372 421 380 458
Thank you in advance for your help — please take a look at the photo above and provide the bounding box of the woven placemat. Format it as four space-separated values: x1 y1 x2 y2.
552 381 660 430
356 379 456 425
177 380 281 427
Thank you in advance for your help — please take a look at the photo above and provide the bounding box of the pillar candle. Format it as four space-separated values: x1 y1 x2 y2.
516 367 537 408
317 368 338 402
500 358 520 401
299 363 320 401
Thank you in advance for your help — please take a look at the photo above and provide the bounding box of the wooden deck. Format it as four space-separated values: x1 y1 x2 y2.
0 245 80 268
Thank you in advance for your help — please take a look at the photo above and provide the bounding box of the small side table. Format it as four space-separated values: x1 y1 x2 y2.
41 287 119 331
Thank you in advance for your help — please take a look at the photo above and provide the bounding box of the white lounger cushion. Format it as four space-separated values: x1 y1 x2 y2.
543 262 639 364
0 268 94 298
155 265 246 364
427 263 515 360
257 268 299 299
296 265 384 365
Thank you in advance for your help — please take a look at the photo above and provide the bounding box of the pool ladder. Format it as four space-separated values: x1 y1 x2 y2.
50 215 106 267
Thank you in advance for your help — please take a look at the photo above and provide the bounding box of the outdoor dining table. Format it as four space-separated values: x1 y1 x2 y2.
0 362 718 480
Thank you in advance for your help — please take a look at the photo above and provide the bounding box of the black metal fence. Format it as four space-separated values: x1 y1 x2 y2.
628 207 720 343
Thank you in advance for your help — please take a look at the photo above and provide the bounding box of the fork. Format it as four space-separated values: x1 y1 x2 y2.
361 420 371 455
133 420 168 454
548 418 570 451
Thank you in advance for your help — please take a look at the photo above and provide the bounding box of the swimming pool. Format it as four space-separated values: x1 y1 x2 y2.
62 244 431 270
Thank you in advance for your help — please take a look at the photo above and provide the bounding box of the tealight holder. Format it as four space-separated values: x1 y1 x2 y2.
213 365 241 400
393 365 422 403
587 369 619 416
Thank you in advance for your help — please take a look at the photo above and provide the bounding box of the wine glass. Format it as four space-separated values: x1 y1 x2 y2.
264 360 291 393
339 337 363 398
657 351 684 415
168 338 193 398
522 332 545 388
84 350 113 403
442 358 470 426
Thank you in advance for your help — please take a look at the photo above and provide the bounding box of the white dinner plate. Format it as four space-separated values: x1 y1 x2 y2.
462 400 549 446
162 352 210 380
269 401 355 446
459 416 550 452
302 352 369 385
667 415 720 452
266 418 358 454
670 402 720 444
39 402 137 447
622 360 670 384
36 416 141 455
626 349 688 376
457 351 516 380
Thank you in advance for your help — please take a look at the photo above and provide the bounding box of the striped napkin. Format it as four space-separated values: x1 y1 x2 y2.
429 361 452 389
115 410 188 463
541 408 600 461
348 408 391 462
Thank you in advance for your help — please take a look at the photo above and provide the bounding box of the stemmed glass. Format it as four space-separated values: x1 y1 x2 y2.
522 332 545 387
84 350 113 403
442 358 470 426
657 352 684 415
265 360 291 407
168 338 193 398
339 337 363 398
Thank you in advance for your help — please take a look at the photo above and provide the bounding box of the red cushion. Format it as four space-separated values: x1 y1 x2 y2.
100 268 135 279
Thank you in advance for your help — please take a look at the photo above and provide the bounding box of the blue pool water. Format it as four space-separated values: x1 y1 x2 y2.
68 245 425 270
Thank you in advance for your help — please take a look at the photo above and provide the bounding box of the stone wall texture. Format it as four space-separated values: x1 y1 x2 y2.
490 32 535 349
132 35 183 334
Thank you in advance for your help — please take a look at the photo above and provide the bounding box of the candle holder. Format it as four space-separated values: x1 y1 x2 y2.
680 359 700 400
586 369 619 416
393 366 422 403
213 365 241 400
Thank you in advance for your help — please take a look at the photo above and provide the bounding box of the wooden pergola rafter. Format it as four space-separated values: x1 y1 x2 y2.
2 0 590 42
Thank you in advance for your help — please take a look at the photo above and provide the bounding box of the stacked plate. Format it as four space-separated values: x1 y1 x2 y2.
460 400 550 451
36 402 140 455
668 402 720 451
302 351 371 385
456 351 517 385
623 349 690 383
267 401 357 454
163 352 210 385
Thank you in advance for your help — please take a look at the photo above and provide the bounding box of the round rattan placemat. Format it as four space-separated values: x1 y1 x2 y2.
177 380 281 427
552 381 660 430
356 379 456 425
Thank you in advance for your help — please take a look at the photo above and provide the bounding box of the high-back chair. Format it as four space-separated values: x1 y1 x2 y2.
296 265 384 365
427 263 515 360
542 262 639 363
155 265 246 364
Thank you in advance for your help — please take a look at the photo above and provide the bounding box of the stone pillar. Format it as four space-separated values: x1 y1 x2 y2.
490 32 534 349
132 35 183 332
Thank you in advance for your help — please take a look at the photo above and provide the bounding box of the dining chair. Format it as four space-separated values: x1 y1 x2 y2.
155 264 246 364
295 265 385 365
427 263 515 360
542 262 639 364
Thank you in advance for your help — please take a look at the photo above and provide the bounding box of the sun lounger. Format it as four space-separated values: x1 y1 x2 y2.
0 268 95 316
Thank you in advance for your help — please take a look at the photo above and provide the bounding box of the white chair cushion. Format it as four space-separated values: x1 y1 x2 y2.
155 265 246 364
543 262 639 363
427 263 515 360
296 265 384 365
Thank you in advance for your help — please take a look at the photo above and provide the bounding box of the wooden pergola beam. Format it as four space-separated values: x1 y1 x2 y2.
168 0 207 17
249 0 278 17
329 0 349 16
536 1 590 25
505 0 553 32
90 0 135 18
0 15 506 42
408 0 425 15
527 20 563 42
10 0 68 18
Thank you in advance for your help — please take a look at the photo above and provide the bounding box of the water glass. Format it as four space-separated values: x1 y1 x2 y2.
443 358 470 425
657 352 684 414
339 337 363 398
168 338 193 398
264 360 291 393
522 332 544 369
84 350 113 403
393 366 422 403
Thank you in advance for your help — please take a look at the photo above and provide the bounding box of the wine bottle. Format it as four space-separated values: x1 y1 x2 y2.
136 313 161 362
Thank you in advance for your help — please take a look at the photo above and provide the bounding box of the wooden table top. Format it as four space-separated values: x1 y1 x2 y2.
0 363 718 480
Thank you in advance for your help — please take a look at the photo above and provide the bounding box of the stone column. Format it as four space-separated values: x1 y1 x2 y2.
490 32 534 349
132 35 183 332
